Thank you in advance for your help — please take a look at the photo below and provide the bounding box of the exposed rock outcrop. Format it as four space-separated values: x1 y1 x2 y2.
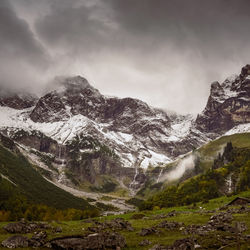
48 232 126 249
1 235 29 248
0 89 37 109
0 65 250 194
196 65 250 135
87 218 134 232
3 220 51 234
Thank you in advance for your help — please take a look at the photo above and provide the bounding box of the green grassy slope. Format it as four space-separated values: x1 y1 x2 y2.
0 144 91 210
198 133 250 169
1 191 249 249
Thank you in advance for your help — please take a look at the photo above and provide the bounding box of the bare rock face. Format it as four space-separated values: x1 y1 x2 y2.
0 89 37 109
30 76 103 123
30 76 171 135
30 92 68 122
1 65 250 190
196 64 250 134
28 75 174 169
9 129 58 154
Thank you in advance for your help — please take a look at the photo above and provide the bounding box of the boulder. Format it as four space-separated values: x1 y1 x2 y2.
149 244 168 250
138 226 160 236
157 220 184 230
149 237 197 250
88 218 134 232
139 239 152 246
209 212 233 224
184 224 213 235
130 213 145 220
152 210 179 220
171 237 196 250
3 220 50 234
1 235 29 248
49 232 126 249
53 226 63 233
29 231 48 247
3 222 27 234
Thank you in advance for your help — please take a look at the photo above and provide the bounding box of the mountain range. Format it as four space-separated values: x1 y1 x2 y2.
0 64 249 199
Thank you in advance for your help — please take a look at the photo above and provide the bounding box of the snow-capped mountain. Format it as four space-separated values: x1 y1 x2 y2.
0 65 249 191
196 64 250 135
0 75 201 168
0 88 37 110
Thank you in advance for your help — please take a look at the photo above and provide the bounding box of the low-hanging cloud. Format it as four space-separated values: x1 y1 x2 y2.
159 154 197 182
1 0 250 113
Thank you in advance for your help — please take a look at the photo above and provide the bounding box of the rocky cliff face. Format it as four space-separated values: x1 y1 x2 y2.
4 129 130 186
28 76 175 167
30 76 171 135
30 76 103 123
0 90 37 109
196 65 250 135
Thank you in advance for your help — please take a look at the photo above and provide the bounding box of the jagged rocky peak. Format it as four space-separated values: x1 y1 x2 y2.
0 88 38 110
30 74 171 128
51 75 101 96
240 64 250 79
195 64 250 134
62 75 89 88
210 81 224 97
30 76 104 123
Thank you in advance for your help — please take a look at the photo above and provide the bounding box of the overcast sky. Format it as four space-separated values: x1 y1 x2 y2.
1 0 250 114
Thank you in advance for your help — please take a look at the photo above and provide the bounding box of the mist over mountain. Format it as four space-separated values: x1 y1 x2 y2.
0 63 249 195
1 0 250 113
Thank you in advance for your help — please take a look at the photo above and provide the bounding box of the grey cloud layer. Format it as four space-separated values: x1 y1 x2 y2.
1 0 250 113
0 0 50 90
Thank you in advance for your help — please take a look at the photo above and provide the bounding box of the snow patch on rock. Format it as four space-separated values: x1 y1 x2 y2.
225 123 250 135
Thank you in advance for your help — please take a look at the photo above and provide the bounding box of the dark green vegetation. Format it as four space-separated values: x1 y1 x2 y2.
126 198 144 208
140 141 250 210
0 136 99 221
95 202 119 212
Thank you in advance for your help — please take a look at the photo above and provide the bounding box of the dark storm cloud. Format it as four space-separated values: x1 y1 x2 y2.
106 0 250 71
35 0 250 59
2 0 250 113
0 0 50 91
36 2 101 50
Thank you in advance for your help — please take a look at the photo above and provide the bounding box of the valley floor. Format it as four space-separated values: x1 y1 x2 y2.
45 177 136 214
0 191 250 249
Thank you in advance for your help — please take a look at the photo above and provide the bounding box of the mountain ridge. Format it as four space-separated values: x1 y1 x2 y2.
0 65 249 193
